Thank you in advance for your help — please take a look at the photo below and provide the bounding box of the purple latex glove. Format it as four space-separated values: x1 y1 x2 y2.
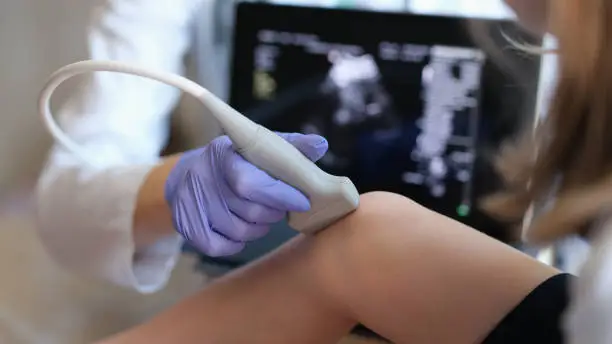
165 132 329 257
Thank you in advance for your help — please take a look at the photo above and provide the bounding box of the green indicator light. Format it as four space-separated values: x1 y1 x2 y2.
457 204 470 217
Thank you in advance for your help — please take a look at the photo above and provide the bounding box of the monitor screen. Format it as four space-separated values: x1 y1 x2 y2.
229 3 541 242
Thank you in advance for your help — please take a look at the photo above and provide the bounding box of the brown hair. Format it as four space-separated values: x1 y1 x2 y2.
481 0 612 244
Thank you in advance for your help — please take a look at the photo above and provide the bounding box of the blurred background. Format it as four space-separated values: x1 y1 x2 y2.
0 0 92 192
0 1 560 343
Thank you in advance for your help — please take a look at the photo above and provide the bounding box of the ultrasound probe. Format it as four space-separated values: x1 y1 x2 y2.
39 60 360 234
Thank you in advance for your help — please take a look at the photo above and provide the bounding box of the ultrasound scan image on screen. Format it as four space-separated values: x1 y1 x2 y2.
230 3 541 241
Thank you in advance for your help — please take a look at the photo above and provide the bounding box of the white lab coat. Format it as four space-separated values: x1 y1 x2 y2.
36 0 219 294
34 0 612 341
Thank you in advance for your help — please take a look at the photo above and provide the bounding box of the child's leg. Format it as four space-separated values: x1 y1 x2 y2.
101 192 558 344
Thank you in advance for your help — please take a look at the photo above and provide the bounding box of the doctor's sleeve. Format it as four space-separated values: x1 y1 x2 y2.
36 0 204 293
563 218 612 344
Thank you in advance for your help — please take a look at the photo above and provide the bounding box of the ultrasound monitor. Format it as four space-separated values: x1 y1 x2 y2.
203 2 541 271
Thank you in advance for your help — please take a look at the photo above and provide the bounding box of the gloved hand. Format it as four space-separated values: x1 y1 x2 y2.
165 132 328 256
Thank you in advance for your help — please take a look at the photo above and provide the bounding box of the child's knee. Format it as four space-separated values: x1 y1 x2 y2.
332 191 431 244
309 191 432 289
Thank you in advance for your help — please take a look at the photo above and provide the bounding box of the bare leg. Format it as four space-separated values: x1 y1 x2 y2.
101 192 558 344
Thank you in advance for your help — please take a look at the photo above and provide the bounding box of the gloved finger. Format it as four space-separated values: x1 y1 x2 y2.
193 229 246 257
275 132 329 162
170 196 245 257
223 185 286 224
212 208 271 242
224 151 310 212
219 177 285 224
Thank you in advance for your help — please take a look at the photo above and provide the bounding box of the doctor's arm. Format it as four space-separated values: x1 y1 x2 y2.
37 0 203 293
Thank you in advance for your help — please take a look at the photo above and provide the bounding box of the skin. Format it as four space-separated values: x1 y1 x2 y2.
132 155 179 250
103 192 557 344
